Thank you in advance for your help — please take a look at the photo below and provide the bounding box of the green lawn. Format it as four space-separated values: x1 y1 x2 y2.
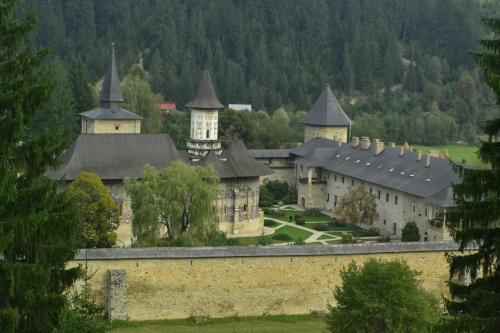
412 145 480 166
305 222 356 232
326 239 343 244
108 315 327 333
264 219 280 227
232 225 313 245
318 234 341 240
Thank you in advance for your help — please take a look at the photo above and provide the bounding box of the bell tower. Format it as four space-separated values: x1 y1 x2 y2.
186 70 224 159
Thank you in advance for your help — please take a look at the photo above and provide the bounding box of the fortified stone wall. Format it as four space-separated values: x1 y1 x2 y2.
72 243 458 321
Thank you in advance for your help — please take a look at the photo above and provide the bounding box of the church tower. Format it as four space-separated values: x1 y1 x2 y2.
186 70 224 158
301 86 352 143
79 43 143 134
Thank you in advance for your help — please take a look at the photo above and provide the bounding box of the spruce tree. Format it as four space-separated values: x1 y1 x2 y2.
69 56 96 115
445 17 500 332
0 1 80 332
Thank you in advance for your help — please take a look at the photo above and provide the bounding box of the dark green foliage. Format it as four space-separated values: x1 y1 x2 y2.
26 0 499 146
259 180 296 207
264 219 279 228
295 217 305 226
401 222 421 242
272 233 294 242
326 259 440 333
0 1 80 332
163 111 191 150
257 232 271 246
443 17 500 333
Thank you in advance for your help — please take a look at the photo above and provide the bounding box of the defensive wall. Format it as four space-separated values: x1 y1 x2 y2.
72 242 461 321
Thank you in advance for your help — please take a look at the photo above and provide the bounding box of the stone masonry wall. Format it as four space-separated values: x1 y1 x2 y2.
304 125 348 143
72 243 458 321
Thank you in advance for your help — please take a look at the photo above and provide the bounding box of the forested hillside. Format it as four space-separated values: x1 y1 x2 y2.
29 0 500 147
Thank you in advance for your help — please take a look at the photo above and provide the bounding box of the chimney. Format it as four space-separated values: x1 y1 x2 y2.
403 142 410 152
399 145 404 157
373 139 384 155
361 136 371 149
426 153 431 167
430 150 439 158
351 136 360 148
388 142 396 148
337 140 342 148
417 150 422 161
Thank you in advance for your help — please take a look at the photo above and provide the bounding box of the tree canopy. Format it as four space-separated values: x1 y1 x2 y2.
0 1 80 332
444 17 500 333
64 172 119 248
125 162 221 246
335 185 379 227
327 259 440 333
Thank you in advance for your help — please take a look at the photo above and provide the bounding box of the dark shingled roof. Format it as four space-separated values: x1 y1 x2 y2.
186 70 224 109
198 141 273 179
291 138 460 207
248 149 291 159
79 107 143 120
301 86 352 126
100 43 124 103
46 134 183 180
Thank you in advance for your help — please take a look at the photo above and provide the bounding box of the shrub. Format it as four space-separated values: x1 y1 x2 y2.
294 237 305 245
326 259 440 333
257 232 271 245
304 208 322 216
264 219 279 227
341 234 355 244
272 233 294 242
313 223 328 231
295 216 305 225
402 222 421 242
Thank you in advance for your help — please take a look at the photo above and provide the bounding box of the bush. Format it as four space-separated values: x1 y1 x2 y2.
326 259 440 333
294 237 305 245
313 223 328 231
402 222 421 242
354 227 380 237
264 219 279 227
272 233 294 242
329 219 346 227
295 216 305 225
304 208 322 216
257 232 271 246
341 234 355 244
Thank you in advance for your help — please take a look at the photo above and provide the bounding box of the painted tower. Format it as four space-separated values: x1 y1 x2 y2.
79 43 143 134
301 86 352 143
186 70 224 159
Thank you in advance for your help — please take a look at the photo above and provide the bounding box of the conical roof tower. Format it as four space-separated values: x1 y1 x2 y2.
100 43 125 108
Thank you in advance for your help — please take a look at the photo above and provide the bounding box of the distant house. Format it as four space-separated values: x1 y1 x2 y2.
159 102 176 113
228 104 252 111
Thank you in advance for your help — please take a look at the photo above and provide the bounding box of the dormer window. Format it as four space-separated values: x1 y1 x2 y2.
389 168 394 172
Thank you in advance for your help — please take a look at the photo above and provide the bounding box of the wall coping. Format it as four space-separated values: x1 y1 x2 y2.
74 242 461 260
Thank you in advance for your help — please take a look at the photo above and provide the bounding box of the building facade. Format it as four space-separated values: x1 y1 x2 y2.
250 87 458 242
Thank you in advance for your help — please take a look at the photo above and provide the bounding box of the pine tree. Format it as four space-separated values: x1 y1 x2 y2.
69 56 96 115
444 17 500 333
0 1 80 332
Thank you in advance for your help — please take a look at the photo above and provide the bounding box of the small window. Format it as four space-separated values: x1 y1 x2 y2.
377 190 381 199
386 193 389 202
301 165 303 171
392 223 397 235
412 204 416 214
370 188 373 194
243 204 248 212
394 195 398 205
115 125 120 131
383 219 386 225
351 179 355 186
327 193 330 202
206 130 210 139
334 195 338 207
342 176 345 183
334 174 337 182
425 207 428 218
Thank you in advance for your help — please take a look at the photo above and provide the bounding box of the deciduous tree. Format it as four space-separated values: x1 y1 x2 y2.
335 185 379 227
401 221 420 242
327 259 440 333
64 172 119 248
125 162 220 245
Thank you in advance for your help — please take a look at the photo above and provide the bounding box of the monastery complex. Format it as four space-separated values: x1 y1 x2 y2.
48 46 459 245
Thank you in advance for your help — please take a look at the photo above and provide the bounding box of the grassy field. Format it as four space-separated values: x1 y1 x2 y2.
233 225 313 245
108 315 327 333
412 144 480 166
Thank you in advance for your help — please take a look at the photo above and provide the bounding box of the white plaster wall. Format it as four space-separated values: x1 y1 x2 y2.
190 109 218 141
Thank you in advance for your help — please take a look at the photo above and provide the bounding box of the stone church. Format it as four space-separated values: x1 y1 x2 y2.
48 46 271 246
250 86 459 242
